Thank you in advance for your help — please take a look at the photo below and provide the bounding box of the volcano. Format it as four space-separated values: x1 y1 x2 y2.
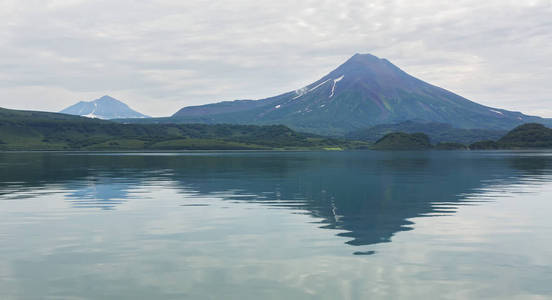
60 95 150 120
172 54 548 135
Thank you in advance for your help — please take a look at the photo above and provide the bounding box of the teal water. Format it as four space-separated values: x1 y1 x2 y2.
1 151 552 299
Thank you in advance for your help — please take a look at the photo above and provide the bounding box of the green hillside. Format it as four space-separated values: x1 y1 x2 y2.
347 121 506 144
434 142 468 150
497 123 552 148
469 140 499 150
0 108 365 150
370 124 552 151
468 123 552 150
4 107 549 151
371 132 432 150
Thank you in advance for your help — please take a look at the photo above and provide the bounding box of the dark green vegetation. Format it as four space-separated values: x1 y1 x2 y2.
362 124 552 150
434 142 468 150
125 54 551 136
469 140 499 150
372 132 432 150
0 108 366 150
377 123 552 150
2 106 551 151
347 121 506 144
469 123 552 150
497 123 552 149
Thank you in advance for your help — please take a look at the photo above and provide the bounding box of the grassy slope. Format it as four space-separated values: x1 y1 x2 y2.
0 108 367 150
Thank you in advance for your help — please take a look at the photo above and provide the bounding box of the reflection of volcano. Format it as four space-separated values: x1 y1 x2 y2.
170 153 551 248
1 152 551 250
65 179 130 210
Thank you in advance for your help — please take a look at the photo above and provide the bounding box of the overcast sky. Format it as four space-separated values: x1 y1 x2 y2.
1 0 551 117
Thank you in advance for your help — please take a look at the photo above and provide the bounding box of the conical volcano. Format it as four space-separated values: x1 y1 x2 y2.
172 54 546 135
61 95 150 119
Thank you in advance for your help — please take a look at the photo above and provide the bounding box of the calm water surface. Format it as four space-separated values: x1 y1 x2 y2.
1 151 552 299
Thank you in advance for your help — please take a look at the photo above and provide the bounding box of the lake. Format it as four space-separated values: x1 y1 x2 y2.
1 151 552 299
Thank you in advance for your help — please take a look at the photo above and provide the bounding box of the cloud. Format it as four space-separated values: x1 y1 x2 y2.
0 0 551 117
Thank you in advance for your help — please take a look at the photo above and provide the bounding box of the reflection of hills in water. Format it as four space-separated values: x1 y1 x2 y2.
1 152 551 249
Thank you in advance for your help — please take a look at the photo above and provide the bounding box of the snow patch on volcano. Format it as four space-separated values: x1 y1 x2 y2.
330 75 344 98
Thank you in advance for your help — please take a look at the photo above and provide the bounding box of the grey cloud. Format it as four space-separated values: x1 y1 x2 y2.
0 0 551 116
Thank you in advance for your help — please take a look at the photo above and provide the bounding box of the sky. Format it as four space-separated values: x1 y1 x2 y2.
0 0 551 117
